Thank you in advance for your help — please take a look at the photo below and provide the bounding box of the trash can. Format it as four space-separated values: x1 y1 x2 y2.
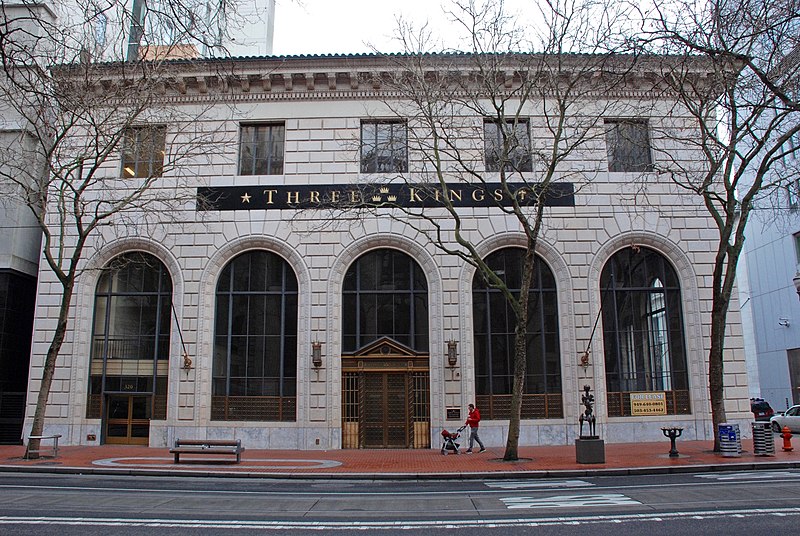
719 423 742 457
752 421 775 456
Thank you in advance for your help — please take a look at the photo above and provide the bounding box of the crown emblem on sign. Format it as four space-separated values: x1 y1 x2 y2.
372 195 382 202
387 195 397 202
379 186 389 194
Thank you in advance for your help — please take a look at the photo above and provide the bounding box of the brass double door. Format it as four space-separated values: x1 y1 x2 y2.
342 338 431 449
362 372 413 448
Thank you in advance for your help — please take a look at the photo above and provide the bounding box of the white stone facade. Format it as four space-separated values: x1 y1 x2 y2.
24 54 752 449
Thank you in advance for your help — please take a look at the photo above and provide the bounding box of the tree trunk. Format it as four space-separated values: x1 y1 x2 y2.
24 280 74 459
503 247 536 461
708 299 729 452
503 326 528 461
708 244 738 452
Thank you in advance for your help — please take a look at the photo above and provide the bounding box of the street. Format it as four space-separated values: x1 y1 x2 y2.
0 470 799 534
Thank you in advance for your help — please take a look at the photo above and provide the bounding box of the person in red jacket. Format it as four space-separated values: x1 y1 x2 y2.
465 403 486 453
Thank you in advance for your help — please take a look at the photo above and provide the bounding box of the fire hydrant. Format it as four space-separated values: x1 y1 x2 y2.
781 426 793 452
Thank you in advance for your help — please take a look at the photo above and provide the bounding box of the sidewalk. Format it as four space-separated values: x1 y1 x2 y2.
1 440 798 479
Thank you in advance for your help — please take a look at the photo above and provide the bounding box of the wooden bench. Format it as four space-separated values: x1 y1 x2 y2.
169 438 244 464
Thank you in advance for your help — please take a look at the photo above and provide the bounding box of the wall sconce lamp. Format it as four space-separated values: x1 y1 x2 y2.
447 339 458 367
579 351 590 369
778 317 791 327
182 351 193 371
312 341 323 368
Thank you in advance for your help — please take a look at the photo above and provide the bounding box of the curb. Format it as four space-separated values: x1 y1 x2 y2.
2 459 799 480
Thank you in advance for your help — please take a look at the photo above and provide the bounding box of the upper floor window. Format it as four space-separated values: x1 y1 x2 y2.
360 121 407 173
239 123 285 175
787 178 800 210
484 119 532 173
122 125 166 178
787 131 798 164
605 119 653 173
793 232 800 267
94 12 108 47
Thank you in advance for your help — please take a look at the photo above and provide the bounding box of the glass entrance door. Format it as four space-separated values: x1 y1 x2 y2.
105 395 150 445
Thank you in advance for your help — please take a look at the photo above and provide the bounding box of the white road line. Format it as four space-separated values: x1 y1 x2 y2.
485 480 594 489
1 508 799 530
695 471 800 481
501 493 641 509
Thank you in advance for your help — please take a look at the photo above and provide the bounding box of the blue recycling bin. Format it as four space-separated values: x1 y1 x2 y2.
719 423 741 457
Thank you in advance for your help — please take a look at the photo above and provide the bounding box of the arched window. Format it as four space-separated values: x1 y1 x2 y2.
601 246 690 416
342 249 428 352
472 248 563 419
87 252 171 423
211 251 298 421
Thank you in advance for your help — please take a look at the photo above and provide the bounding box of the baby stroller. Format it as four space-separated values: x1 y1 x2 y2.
440 425 466 455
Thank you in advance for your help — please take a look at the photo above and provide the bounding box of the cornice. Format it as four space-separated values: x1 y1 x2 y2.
70 53 719 104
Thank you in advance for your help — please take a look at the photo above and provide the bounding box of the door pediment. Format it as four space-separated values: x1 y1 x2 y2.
342 337 428 372
349 337 422 358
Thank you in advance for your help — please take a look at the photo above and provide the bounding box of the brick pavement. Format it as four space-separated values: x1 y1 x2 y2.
0 440 798 479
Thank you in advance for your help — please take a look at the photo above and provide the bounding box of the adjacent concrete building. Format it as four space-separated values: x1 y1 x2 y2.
739 143 800 412
0 1 51 444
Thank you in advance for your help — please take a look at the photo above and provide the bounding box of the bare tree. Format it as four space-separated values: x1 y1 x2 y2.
350 0 640 460
628 0 800 450
0 0 239 458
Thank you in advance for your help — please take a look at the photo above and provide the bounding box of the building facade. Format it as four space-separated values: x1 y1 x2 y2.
23 53 753 449
739 140 800 412
0 1 51 444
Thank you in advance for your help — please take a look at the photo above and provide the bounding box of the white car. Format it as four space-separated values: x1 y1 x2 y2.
770 405 800 433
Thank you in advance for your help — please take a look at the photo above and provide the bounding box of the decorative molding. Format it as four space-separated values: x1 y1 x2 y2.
84 54 718 105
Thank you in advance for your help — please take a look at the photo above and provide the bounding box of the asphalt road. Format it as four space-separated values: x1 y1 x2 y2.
1 469 799 534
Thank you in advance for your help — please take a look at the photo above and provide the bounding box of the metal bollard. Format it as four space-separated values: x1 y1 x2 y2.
661 427 684 458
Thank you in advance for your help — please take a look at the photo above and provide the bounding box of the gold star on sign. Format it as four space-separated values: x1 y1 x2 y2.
241 192 252 203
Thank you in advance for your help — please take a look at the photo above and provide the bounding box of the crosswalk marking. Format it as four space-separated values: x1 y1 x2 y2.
486 480 593 490
501 493 641 509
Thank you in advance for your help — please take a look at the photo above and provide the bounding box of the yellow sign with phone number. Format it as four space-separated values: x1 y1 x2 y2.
630 392 667 415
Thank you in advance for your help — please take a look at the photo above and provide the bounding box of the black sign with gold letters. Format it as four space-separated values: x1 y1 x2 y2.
197 182 575 211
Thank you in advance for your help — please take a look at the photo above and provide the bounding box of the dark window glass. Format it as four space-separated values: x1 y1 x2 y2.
212 250 298 421
122 126 166 178
0 272 37 393
484 120 533 172
605 120 653 172
88 252 171 419
361 121 408 173
342 249 428 352
92 252 172 363
601 247 690 414
239 123 285 175
472 248 561 401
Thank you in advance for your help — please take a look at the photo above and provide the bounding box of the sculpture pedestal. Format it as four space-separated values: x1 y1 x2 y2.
575 437 605 464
